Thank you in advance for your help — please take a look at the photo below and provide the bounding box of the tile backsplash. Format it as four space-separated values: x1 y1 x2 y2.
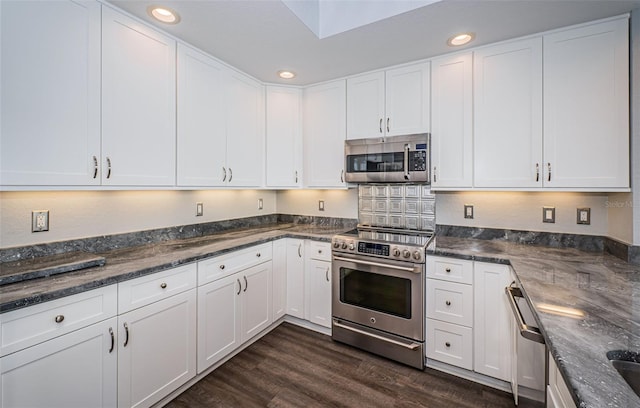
358 184 435 231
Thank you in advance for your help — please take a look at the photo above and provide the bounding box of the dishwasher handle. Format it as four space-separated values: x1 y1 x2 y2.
506 284 545 344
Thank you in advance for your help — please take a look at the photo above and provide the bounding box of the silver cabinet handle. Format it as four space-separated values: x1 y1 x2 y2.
54 315 64 323
106 157 112 179
295 170 298 183
298 243 302 258
160 282 167 289
387 117 390 133
445 300 451 306
237 278 241 295
505 285 545 344
325 267 330 282
433 166 437 183
92 156 98 179
547 163 551 182
243 276 248 292
379 118 383 133
222 167 227 182
340 169 344 183
109 327 115 353
535 163 540 182
123 322 129 347
228 167 233 182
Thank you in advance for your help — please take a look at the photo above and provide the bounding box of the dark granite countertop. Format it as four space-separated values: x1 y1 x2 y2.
0 223 349 314
427 236 640 408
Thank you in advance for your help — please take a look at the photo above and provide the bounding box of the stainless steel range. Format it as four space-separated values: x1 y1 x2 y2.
331 184 435 369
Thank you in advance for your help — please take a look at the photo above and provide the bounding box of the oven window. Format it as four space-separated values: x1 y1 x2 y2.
339 268 411 319
346 153 405 173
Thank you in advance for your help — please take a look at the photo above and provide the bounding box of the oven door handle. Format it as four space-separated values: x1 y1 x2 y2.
332 256 418 273
333 320 421 350
403 143 410 180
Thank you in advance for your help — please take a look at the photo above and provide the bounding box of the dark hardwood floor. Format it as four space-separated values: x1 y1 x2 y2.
166 322 543 408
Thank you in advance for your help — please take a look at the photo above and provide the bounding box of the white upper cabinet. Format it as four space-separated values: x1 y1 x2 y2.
225 70 265 187
266 86 302 188
0 0 101 187
102 7 176 186
544 17 629 189
177 44 227 187
430 53 473 188
473 38 543 188
303 80 347 188
347 62 430 139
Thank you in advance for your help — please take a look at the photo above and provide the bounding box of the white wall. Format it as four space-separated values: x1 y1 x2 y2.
0 190 276 248
608 192 634 244
276 189 358 219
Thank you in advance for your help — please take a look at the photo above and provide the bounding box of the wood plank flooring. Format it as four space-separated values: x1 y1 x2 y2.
166 323 543 408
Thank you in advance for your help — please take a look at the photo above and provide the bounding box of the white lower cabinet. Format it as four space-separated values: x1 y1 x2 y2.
547 352 577 408
0 317 117 408
272 239 288 321
304 241 332 328
196 244 273 374
285 238 305 319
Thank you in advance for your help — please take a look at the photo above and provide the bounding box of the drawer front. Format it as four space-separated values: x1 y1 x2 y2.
198 243 272 285
427 256 473 284
426 279 473 327
306 241 331 262
1 285 117 356
118 263 197 313
426 319 473 370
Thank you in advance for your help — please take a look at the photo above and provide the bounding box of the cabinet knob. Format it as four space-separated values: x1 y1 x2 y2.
318 249 322 254
445 342 451 348
160 282 167 289
256 252 261 258
54 315 65 323
445 300 451 306
445 267 451 273
220 264 225 270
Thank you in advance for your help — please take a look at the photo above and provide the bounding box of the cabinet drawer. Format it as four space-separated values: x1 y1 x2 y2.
427 256 473 284
1 285 117 357
198 243 272 285
118 263 197 314
426 318 473 370
306 241 331 261
426 279 473 327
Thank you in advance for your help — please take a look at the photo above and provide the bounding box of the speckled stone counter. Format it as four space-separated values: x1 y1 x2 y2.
427 236 640 408
0 223 351 313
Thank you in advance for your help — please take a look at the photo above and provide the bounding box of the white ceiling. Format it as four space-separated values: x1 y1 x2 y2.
107 0 640 86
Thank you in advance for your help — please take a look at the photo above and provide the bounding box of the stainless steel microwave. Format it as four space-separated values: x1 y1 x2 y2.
344 133 430 183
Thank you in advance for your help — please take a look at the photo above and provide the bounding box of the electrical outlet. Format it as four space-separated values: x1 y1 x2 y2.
258 198 263 210
577 208 591 225
32 210 49 232
543 206 555 223
318 200 325 211
464 204 474 219
196 202 203 217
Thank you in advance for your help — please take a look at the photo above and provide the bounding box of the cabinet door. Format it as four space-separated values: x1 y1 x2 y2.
225 70 265 187
430 53 473 188
303 80 347 188
305 258 332 328
266 86 302 187
118 290 196 408
474 38 543 188
177 44 227 187
272 239 287 321
385 62 431 137
196 273 241 373
544 18 629 188
241 261 273 342
347 71 385 139
474 262 512 381
0 0 101 186
286 239 305 319
0 317 117 408
102 7 176 186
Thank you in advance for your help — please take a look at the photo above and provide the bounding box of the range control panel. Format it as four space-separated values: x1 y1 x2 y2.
331 237 425 263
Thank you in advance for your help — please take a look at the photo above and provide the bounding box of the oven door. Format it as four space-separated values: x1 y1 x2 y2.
332 253 424 341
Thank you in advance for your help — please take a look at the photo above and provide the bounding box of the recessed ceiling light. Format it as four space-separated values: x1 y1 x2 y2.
278 70 296 80
447 32 475 47
148 6 180 24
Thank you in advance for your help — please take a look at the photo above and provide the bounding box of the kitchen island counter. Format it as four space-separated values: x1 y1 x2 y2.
428 236 640 408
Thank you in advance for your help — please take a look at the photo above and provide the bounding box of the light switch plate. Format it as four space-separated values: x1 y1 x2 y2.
318 200 325 211
464 204 474 219
543 206 555 223
577 208 591 225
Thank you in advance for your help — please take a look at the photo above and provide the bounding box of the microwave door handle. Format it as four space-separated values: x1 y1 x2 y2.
404 144 410 180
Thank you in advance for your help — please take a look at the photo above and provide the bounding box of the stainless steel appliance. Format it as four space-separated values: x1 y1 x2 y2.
331 227 433 369
344 134 430 183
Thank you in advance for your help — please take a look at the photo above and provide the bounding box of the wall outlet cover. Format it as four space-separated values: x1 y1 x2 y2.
577 208 591 225
543 207 555 223
258 198 264 210
32 210 49 232
464 204 474 219
196 202 203 217
319 200 325 211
